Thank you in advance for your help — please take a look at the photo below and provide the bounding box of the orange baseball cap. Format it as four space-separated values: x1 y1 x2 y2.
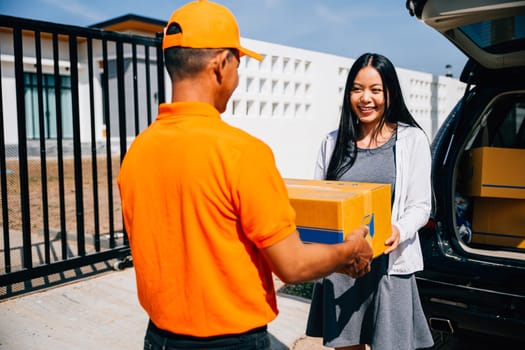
162 0 263 61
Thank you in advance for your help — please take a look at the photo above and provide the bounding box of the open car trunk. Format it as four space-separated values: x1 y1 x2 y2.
408 0 525 343
452 90 525 261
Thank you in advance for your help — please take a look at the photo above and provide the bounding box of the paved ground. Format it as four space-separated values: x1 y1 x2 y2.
0 267 328 349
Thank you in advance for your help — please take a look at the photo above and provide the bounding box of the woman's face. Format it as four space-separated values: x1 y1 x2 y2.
349 66 385 126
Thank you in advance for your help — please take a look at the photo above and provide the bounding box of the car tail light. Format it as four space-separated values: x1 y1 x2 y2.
423 218 437 231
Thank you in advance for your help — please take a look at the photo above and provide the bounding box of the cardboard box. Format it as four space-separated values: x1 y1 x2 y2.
284 178 392 258
462 147 525 199
471 197 525 249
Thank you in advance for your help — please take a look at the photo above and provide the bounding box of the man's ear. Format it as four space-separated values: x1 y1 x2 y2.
211 50 230 84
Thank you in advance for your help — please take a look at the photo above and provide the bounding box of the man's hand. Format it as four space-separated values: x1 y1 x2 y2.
339 226 373 278
263 226 373 284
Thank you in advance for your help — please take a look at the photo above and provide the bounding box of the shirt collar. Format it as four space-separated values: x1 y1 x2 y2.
157 102 221 120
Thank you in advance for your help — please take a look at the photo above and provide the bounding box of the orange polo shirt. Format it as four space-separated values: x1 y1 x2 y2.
118 102 296 337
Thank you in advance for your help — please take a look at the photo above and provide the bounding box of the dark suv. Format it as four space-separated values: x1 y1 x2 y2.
406 0 525 347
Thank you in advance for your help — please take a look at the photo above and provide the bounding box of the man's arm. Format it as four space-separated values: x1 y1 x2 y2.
262 226 373 284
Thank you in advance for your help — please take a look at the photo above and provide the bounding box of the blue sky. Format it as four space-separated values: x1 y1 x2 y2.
1 0 468 78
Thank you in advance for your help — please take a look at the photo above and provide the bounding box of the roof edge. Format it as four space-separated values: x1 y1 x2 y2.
89 14 166 29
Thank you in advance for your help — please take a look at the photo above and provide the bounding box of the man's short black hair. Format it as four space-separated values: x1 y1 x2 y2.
164 47 237 81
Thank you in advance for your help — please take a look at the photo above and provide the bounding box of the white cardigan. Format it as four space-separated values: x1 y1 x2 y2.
314 123 432 275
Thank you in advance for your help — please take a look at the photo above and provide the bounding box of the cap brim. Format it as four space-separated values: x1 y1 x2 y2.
238 47 263 61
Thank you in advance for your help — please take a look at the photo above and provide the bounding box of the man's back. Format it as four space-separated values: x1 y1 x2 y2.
118 101 297 336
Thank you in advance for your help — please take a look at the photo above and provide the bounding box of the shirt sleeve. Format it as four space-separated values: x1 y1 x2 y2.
394 128 432 242
233 139 296 249
314 131 336 180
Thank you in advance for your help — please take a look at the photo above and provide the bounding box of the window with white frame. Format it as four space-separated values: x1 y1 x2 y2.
24 72 73 139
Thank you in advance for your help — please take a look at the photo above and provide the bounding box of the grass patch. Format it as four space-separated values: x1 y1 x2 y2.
278 281 314 300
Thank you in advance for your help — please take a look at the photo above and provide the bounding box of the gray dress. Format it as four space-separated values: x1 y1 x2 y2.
305 133 434 349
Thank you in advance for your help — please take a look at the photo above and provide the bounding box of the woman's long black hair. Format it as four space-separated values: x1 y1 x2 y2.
325 53 421 180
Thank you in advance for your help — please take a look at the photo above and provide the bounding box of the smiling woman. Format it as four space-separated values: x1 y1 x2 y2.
305 52 434 350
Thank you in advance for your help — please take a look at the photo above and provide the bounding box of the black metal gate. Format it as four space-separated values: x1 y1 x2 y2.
0 14 165 298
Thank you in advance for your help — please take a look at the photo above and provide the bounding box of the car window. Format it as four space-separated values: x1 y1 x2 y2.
459 15 525 54
459 16 525 53
472 94 525 149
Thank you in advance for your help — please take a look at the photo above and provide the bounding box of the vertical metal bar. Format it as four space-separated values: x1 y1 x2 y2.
87 38 101 252
156 32 165 104
117 41 127 162
69 35 85 256
115 40 127 249
117 40 127 160
145 46 152 125
52 33 67 260
132 43 139 136
13 26 33 269
101 39 115 248
0 42 12 273
35 31 51 265
124 43 140 248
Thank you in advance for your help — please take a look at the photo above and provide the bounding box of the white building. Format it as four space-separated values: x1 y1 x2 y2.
0 15 465 179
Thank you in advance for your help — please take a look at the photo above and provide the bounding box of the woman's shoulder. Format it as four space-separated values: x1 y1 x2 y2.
397 123 428 141
321 129 339 145
326 129 338 139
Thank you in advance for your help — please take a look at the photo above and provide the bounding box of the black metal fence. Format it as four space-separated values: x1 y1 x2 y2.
0 15 165 298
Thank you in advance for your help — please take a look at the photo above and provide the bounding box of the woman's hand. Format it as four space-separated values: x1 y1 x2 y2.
384 224 400 254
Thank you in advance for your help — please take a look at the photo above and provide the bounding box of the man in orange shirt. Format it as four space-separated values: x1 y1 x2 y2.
117 1 373 349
